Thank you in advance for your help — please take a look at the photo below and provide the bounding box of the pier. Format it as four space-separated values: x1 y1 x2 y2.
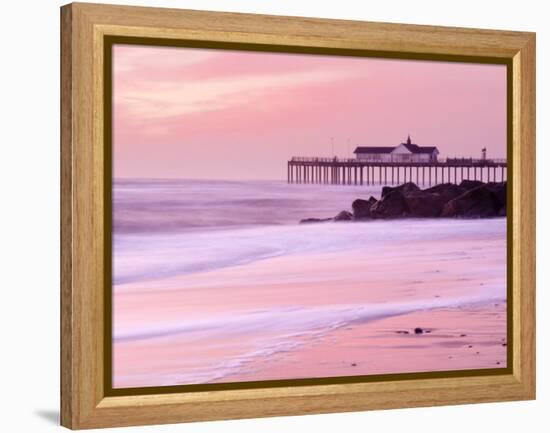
287 157 507 186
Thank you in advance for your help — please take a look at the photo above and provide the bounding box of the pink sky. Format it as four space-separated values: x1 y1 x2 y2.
113 45 507 180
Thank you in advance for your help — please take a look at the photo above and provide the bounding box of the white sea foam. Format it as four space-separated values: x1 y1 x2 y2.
114 216 506 287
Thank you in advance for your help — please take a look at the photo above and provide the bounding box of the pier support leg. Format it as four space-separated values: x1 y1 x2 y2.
286 162 290 183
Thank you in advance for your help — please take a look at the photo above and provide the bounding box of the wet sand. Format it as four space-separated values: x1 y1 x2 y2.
224 302 508 383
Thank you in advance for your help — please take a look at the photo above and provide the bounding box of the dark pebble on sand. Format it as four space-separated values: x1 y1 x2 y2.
414 327 424 334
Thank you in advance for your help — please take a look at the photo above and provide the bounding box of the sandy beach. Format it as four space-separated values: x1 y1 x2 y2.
225 303 507 383
113 204 507 388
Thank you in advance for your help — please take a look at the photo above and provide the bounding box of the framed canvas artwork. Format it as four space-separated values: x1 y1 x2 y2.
60 3 535 429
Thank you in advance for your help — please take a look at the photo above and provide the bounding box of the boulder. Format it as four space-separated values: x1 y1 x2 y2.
333 210 353 221
370 190 409 219
404 191 446 218
299 217 332 224
459 179 484 191
352 196 378 219
381 182 420 198
424 183 466 203
441 185 502 218
487 182 507 209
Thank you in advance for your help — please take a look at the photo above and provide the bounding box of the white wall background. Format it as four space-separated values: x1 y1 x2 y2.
1 0 546 431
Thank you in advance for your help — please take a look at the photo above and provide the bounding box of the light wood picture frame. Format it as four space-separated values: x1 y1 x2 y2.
60 2 535 429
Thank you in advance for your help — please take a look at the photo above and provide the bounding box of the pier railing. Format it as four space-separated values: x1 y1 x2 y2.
290 156 507 165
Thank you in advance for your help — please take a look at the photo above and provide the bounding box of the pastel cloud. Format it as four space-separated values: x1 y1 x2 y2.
113 45 506 180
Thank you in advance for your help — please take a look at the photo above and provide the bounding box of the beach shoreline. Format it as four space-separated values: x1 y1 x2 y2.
220 302 507 384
